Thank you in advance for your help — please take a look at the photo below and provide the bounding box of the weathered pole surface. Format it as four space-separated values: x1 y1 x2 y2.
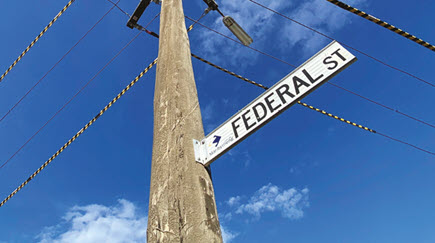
146 0 223 242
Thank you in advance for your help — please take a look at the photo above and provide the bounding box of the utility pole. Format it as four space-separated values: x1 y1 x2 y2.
147 0 223 242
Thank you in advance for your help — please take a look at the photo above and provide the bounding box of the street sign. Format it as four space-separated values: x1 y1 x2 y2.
193 41 357 166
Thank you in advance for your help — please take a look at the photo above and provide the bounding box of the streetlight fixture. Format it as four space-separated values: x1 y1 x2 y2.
203 0 253 46
222 16 253 46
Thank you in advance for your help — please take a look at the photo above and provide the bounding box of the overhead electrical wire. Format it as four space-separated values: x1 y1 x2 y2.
0 2 119 124
183 16 435 130
189 53 435 157
0 58 158 208
1 1 431 209
0 13 160 171
185 15 434 155
326 82 435 129
196 16 299 68
108 2 297 68
106 0 131 17
246 0 435 88
105 0 209 32
191 53 374 133
187 8 211 32
0 0 76 83
135 16 434 156
0 10 208 206
325 0 435 52
139 19 376 134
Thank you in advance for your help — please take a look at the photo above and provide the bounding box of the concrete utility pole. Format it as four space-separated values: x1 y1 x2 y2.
147 0 223 242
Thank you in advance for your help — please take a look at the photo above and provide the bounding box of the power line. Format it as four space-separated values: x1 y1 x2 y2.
376 131 435 156
183 16 435 130
326 82 435 129
325 0 435 52
138 23 434 156
106 0 131 17
0 13 160 171
190 53 435 156
187 9 211 32
191 53 374 132
0 58 158 208
246 0 435 88
0 9 205 207
142 21 373 133
0 2 118 124
105 0 209 33
0 0 76 83
184 15 296 68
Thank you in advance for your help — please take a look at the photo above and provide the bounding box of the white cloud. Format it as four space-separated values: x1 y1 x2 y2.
220 212 233 221
242 151 252 167
226 196 241 207
280 0 367 55
195 0 366 66
234 183 309 220
202 100 216 121
226 149 252 167
36 199 147 243
202 101 218 133
218 213 238 242
221 225 238 243
218 184 309 242
196 0 292 67
201 97 240 134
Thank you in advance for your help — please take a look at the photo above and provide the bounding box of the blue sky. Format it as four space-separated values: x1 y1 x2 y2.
0 0 434 242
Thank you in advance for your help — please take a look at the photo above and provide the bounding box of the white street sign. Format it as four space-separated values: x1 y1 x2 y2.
193 41 357 166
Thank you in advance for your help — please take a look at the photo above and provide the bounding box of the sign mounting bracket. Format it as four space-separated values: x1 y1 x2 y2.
193 139 208 164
